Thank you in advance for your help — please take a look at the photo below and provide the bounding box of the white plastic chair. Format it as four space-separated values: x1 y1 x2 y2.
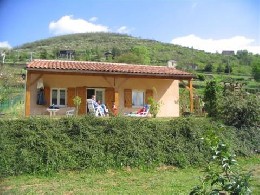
87 99 104 116
66 107 75 117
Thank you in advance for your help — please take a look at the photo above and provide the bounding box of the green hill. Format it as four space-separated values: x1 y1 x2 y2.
1 32 258 76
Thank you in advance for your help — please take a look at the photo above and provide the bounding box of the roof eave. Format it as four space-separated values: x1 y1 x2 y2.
26 68 195 79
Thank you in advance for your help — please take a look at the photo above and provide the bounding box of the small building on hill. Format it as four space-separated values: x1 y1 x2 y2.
25 60 194 117
222 50 235 55
186 63 198 70
167 60 177 68
58 50 75 60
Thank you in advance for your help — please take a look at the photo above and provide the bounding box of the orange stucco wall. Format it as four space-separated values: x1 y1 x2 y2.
28 73 180 117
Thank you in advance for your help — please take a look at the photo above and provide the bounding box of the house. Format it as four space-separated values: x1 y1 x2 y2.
25 59 194 117
186 63 198 70
58 50 75 60
222 50 235 55
167 60 177 68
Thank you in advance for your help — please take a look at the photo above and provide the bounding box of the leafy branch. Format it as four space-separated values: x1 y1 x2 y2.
190 128 252 195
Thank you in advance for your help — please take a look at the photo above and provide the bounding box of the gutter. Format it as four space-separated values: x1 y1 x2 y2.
26 68 195 79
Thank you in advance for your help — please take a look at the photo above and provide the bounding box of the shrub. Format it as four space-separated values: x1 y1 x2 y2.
190 128 252 195
73 96 81 115
196 74 205 81
0 117 258 177
219 92 260 128
204 63 213 72
148 97 161 118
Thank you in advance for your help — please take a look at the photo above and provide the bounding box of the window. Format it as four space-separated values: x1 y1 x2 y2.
51 88 66 107
95 89 105 103
87 88 105 103
132 90 144 107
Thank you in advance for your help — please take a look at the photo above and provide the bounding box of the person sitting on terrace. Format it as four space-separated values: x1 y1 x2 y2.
91 95 99 108
97 100 109 115
137 105 146 115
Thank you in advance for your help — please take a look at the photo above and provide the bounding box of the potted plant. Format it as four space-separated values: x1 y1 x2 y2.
73 96 81 115
148 97 161 118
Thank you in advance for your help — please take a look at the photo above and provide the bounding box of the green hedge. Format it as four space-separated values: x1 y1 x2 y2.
0 116 258 177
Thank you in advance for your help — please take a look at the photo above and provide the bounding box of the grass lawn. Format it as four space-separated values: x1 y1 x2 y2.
1 156 259 194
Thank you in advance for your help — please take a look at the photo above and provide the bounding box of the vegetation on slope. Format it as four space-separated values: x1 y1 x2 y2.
0 32 259 76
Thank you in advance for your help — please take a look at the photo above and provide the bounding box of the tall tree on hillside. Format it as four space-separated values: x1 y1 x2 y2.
93 47 102 61
39 49 47 59
111 47 121 59
116 52 142 64
85 49 93 61
204 63 213 72
131 46 151 65
252 57 260 82
204 80 220 117
236 50 252 66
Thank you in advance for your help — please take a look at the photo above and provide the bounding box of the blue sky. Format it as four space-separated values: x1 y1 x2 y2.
0 0 259 54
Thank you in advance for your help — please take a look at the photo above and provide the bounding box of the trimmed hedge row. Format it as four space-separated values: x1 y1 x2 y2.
0 116 258 177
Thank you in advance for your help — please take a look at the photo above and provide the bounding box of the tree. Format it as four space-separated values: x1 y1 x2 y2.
111 47 121 59
216 64 224 73
85 49 93 61
224 64 232 74
204 63 213 72
131 46 151 64
39 49 47 59
116 52 142 64
251 58 260 82
237 50 252 66
203 80 220 117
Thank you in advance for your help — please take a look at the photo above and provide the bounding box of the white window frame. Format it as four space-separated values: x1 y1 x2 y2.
88 88 105 103
95 88 105 103
132 89 145 107
50 88 67 107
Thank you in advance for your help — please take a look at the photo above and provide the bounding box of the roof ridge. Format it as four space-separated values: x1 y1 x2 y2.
32 59 171 68
27 59 194 78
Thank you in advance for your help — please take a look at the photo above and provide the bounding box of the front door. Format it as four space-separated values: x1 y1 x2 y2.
86 88 105 113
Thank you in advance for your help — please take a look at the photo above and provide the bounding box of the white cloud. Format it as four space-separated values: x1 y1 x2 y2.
49 15 109 35
171 34 260 54
0 41 12 49
117 26 131 34
89 17 98 22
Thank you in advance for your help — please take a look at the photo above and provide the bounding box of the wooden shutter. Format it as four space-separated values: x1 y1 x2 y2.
105 87 115 112
67 88 76 107
145 89 153 104
124 89 132 108
76 87 86 115
44 86 50 106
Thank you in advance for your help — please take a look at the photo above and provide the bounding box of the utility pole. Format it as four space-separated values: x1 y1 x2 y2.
30 52 34 61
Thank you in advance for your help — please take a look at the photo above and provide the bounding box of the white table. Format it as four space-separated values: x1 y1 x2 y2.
47 108 60 116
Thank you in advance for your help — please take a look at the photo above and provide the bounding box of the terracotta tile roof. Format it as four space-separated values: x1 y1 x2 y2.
27 59 194 78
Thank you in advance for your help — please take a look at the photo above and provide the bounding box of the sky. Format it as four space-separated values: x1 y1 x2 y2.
0 0 259 54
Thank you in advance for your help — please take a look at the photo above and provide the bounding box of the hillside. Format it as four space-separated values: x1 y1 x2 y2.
0 33 246 71
8 33 208 68
1 33 258 75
